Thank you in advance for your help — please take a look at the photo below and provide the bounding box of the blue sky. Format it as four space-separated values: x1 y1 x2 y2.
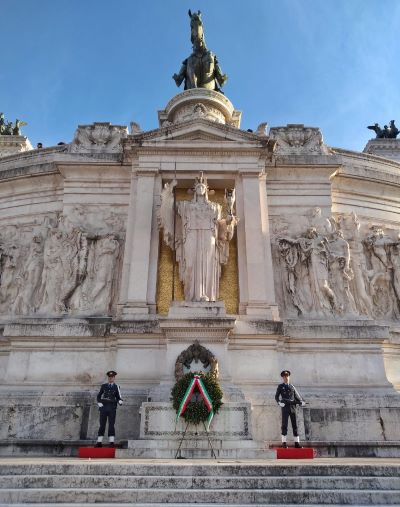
2 0 400 151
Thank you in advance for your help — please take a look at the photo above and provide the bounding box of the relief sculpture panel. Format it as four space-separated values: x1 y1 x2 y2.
273 208 400 321
0 210 124 317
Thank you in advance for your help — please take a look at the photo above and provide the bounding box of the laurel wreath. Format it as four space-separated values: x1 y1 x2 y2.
171 371 223 426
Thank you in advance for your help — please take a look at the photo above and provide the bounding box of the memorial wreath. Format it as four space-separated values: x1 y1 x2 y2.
171 371 223 429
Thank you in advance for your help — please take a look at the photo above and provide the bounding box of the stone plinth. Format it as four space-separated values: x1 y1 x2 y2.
117 399 273 458
158 88 242 127
117 437 274 459
363 138 400 161
139 401 252 439
167 301 227 318
0 135 33 157
159 312 236 343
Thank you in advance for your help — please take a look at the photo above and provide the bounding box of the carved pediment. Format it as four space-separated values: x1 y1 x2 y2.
127 119 263 145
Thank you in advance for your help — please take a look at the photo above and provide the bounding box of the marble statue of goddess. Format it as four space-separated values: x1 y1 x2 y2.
159 173 237 302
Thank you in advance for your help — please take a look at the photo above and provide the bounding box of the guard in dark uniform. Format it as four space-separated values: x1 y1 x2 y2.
275 370 305 448
95 370 123 447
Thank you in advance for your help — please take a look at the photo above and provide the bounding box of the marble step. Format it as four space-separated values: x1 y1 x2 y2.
117 449 275 459
7 504 392 507
1 474 400 490
1 487 400 504
1 463 400 477
116 438 273 459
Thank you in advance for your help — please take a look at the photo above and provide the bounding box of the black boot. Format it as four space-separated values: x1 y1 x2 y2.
294 442 303 448
95 442 102 448
281 442 287 448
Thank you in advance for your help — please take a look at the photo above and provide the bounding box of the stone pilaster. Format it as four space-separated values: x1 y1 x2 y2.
237 170 280 319
118 168 159 316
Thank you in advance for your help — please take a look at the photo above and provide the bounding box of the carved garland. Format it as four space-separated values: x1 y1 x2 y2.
174 340 219 381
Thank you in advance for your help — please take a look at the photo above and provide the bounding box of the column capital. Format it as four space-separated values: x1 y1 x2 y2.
133 167 159 177
238 168 264 178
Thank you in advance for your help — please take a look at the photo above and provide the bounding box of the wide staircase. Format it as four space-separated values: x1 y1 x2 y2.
0 459 400 505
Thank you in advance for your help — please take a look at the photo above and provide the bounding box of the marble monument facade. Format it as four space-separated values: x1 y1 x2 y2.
0 90 399 454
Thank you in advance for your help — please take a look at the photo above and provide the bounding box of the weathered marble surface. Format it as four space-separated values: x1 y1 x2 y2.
0 94 398 454
0 135 32 158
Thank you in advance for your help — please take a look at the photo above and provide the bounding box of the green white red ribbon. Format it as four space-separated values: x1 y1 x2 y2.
176 375 214 430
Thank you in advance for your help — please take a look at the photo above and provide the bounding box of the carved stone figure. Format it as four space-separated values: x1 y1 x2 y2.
309 207 334 236
337 213 373 316
12 235 44 315
224 188 236 216
173 10 227 92
277 237 309 315
159 173 237 302
38 225 87 314
389 242 400 305
364 226 394 318
0 244 21 313
328 230 357 315
299 228 337 316
73 235 120 315
175 340 219 380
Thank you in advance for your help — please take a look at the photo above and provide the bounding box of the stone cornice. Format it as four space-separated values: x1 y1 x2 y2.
333 164 400 188
333 146 400 169
124 118 263 144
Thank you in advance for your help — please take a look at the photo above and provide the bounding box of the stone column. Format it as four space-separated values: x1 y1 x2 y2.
238 170 280 319
119 168 158 316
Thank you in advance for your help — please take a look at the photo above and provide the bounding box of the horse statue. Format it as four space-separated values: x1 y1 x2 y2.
388 120 399 138
0 113 27 136
368 120 399 139
173 10 228 92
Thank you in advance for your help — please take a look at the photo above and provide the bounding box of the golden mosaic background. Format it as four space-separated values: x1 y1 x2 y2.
156 188 239 315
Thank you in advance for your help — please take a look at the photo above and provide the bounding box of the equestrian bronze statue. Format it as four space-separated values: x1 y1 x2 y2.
173 10 228 92
368 120 399 139
0 113 27 136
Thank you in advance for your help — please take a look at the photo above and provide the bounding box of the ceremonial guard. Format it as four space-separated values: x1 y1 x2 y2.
275 370 306 448
95 370 123 447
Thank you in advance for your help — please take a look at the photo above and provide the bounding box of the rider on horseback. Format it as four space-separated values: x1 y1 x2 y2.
173 10 228 93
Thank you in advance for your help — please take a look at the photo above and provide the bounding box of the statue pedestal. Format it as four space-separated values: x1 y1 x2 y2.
363 138 400 162
158 88 242 128
139 401 252 440
0 135 33 158
168 301 227 318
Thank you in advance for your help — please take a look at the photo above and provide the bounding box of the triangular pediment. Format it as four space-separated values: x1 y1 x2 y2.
130 119 263 145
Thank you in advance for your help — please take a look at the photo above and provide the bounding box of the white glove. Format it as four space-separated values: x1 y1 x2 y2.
97 402 103 408
118 400 123 406
301 401 306 407
278 402 285 408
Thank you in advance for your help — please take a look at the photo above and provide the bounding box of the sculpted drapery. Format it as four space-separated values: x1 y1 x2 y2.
159 174 237 303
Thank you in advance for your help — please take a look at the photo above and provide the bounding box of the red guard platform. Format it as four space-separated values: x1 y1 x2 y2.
78 447 115 459
276 447 316 459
